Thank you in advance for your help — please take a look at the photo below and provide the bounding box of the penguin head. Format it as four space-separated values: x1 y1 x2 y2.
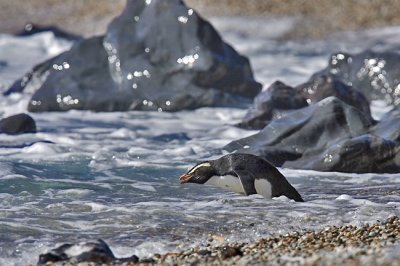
179 162 216 184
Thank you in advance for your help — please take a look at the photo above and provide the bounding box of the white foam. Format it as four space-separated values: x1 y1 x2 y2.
21 142 58 154
1 19 400 266
85 202 109 212
130 182 157 192
109 128 137 139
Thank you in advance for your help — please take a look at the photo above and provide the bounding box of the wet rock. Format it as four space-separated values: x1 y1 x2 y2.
370 107 400 141
152 132 191 142
0 140 53 149
296 74 371 115
9 0 261 112
220 246 243 259
225 97 381 172
17 23 82 41
285 134 400 173
0 60 7 69
197 249 212 256
238 76 371 130
37 239 139 265
30 36 122 112
318 49 400 106
238 81 308 130
0 113 36 134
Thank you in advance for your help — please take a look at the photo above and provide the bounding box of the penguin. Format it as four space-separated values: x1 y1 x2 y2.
179 153 304 202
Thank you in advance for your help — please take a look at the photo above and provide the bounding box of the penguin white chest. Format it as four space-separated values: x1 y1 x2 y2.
206 175 245 194
254 179 272 199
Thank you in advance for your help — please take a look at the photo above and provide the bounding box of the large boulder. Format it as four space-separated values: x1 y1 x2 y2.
370 107 400 141
225 97 383 172
0 113 36 134
317 49 400 106
238 76 371 130
289 134 400 173
295 74 371 115
7 0 261 112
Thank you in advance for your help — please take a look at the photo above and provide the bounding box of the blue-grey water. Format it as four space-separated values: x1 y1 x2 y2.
1 18 400 265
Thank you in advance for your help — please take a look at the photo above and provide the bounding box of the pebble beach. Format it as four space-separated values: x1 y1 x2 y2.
144 216 400 266
42 216 400 265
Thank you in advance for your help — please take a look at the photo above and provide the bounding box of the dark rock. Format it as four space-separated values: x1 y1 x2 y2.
296 74 371 115
370 107 400 142
318 50 400 106
0 140 54 149
11 0 261 112
0 113 36 134
29 36 122 111
238 81 308 130
238 75 371 130
220 246 242 259
152 132 191 142
287 134 400 173
37 239 139 265
17 23 82 41
225 97 380 172
119 254 140 264
197 249 212 256
139 257 156 263
4 52 66 96
0 60 6 69
38 239 114 265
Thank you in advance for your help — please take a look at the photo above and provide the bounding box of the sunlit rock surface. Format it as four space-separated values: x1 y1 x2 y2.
6 0 261 112
0 113 36 134
318 50 400 106
238 76 371 130
233 48 400 172
224 97 400 173
296 74 371 115
37 239 139 265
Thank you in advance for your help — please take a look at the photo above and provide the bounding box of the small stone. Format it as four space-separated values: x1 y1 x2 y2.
197 250 211 256
220 246 242 259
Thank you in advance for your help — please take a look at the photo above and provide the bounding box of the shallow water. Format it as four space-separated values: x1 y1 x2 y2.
0 18 400 265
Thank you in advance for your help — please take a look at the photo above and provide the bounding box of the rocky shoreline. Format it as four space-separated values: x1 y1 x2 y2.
39 216 400 265
154 216 400 266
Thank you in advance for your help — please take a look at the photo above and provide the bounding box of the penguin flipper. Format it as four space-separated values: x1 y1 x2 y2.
233 170 257 196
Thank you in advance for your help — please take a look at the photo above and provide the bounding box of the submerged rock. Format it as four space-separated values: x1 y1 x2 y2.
0 113 36 134
318 50 400 106
225 97 391 172
8 0 261 112
37 239 139 265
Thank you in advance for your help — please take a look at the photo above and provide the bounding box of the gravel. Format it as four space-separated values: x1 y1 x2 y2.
139 215 400 266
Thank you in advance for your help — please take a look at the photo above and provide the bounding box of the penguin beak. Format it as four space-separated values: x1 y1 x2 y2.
179 173 192 184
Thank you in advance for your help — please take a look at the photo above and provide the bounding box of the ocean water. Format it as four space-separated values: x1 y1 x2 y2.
1 17 400 265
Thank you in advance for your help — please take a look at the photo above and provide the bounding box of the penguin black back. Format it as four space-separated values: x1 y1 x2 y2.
180 153 304 202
